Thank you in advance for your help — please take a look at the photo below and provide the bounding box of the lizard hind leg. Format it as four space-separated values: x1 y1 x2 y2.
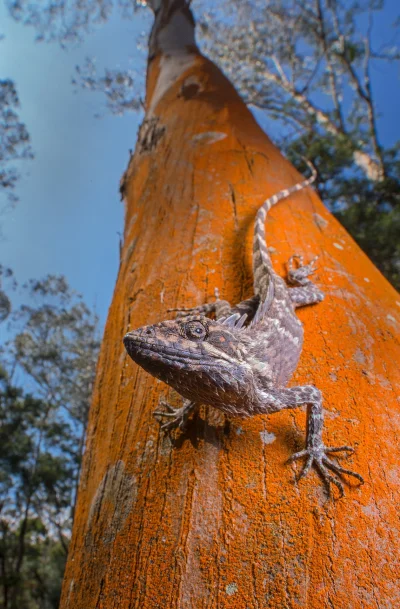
287 254 319 286
286 254 324 307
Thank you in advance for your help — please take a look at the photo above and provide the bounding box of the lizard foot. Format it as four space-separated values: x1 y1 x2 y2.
288 444 364 497
167 303 213 319
287 254 319 286
153 400 196 432
167 289 230 320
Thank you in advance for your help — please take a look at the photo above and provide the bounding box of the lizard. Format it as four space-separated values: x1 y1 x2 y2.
123 162 364 497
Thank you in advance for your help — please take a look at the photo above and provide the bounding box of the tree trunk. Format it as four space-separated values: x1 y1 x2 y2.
60 2 400 607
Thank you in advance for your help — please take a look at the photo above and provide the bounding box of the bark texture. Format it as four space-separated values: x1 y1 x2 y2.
60 2 400 607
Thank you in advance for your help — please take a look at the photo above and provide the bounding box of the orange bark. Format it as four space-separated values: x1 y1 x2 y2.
60 8 400 609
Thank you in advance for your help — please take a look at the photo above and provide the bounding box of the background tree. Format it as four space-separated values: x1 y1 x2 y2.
0 79 33 207
4 0 145 45
0 267 15 323
0 275 99 608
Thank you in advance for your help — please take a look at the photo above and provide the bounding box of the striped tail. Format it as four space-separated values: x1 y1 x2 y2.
253 160 317 298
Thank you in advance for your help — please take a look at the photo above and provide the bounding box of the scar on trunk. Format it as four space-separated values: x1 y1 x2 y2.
138 117 166 154
179 75 203 99
86 460 137 546
120 117 166 199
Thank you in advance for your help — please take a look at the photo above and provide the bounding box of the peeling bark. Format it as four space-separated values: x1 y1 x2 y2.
60 2 400 608
137 117 166 154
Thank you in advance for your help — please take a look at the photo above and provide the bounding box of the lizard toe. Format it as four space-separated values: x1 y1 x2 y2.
154 400 197 432
290 445 363 498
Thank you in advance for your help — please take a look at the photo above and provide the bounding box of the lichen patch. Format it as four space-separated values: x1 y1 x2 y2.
260 430 276 445
226 583 238 596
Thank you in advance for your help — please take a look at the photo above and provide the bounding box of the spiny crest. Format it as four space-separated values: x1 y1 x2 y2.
250 282 275 327
220 312 248 330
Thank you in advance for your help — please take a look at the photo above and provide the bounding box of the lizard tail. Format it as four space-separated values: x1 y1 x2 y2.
253 159 317 297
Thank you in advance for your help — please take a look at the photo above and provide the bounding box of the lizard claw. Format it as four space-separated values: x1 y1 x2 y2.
153 400 197 432
154 400 176 413
287 254 319 286
167 303 215 319
167 287 232 320
288 444 364 498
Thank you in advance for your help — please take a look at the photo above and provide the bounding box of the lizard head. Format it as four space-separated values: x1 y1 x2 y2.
123 316 256 411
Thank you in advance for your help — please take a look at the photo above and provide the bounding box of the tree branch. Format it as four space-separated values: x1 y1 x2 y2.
263 68 341 136
361 12 385 178
315 0 345 132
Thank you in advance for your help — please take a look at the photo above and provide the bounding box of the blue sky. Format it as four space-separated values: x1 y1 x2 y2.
1 1 399 332
0 4 150 328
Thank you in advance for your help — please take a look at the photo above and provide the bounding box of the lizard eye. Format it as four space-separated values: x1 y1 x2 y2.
185 320 208 341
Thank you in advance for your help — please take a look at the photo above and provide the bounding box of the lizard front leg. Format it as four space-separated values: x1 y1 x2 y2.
168 288 231 320
155 291 260 431
154 399 199 431
258 385 364 497
157 289 231 430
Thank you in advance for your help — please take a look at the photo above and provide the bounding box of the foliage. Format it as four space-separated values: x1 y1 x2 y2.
72 58 144 116
0 267 15 323
0 79 33 206
287 135 400 287
0 275 100 608
4 0 147 45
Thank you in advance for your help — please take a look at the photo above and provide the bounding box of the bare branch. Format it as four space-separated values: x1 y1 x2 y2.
362 11 385 178
262 68 341 136
298 52 324 96
315 0 345 131
271 55 289 84
332 9 385 179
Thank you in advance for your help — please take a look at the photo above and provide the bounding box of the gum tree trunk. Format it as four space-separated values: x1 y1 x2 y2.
60 1 400 607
